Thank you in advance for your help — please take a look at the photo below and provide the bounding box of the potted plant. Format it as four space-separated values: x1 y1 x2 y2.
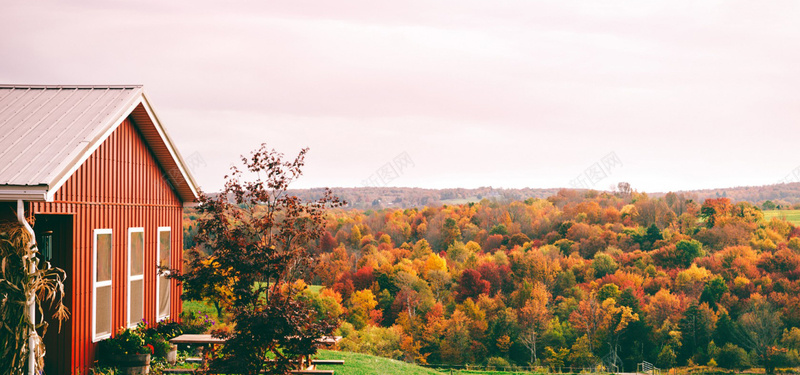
98 327 153 374
144 320 183 364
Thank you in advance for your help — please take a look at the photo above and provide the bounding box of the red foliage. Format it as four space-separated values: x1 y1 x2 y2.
456 269 491 302
352 266 376 291
318 231 337 254
333 273 355 300
484 234 504 252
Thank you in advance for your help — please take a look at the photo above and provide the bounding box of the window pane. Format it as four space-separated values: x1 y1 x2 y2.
95 285 112 337
159 230 170 268
158 275 170 317
97 233 112 282
130 231 144 276
130 279 144 325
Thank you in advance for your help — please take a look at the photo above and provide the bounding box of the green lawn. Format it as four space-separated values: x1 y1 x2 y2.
315 350 443 375
763 209 800 225
308 284 324 293
314 350 549 375
182 300 218 319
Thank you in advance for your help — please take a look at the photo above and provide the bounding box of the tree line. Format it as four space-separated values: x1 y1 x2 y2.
296 187 800 373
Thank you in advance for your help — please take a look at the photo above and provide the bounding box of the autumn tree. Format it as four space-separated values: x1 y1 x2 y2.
569 292 604 353
456 269 490 302
518 282 552 364
736 299 784 373
601 298 640 371
174 145 343 375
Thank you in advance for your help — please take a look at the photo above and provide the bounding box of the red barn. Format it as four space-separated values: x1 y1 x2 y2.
0 85 200 374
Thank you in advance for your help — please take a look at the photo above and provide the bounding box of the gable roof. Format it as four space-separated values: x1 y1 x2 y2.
0 85 200 204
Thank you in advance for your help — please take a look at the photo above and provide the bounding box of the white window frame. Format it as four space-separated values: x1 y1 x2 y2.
127 227 145 328
156 226 171 321
92 228 113 342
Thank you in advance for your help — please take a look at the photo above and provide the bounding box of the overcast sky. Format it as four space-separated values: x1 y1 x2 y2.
2 1 799 193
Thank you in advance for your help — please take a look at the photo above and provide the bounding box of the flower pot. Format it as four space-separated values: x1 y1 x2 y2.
167 344 178 365
111 353 151 375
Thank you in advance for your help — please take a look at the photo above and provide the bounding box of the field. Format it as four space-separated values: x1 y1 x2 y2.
440 196 482 205
763 209 800 225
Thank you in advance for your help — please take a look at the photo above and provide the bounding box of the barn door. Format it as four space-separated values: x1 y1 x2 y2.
34 214 73 375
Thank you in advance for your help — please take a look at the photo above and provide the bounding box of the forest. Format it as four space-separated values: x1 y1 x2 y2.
184 185 800 373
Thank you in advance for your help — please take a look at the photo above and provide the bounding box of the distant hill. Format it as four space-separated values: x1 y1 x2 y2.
665 182 800 208
288 182 800 210
287 186 560 210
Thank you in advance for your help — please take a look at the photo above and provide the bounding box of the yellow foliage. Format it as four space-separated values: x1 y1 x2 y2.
465 241 482 253
496 335 512 353
675 264 711 296
733 276 751 289
425 253 448 273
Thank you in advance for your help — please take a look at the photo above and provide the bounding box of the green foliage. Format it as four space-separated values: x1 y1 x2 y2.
596 283 620 302
715 343 750 370
656 345 677 368
591 253 618 279
338 324 404 360
178 310 216 334
568 335 596 368
489 224 508 236
486 356 511 370
675 239 704 268
140 320 183 358
699 276 727 306
98 327 151 357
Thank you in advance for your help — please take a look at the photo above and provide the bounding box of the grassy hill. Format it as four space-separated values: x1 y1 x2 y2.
315 350 443 375
314 350 545 375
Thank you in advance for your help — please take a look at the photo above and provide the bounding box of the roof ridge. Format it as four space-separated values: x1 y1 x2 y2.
0 84 143 89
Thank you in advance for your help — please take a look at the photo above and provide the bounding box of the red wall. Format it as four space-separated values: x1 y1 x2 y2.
33 117 185 374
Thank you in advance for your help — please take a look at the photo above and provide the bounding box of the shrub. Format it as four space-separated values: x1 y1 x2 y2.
657 346 677 368
178 311 215 334
487 356 511 370
153 320 184 339
138 320 183 358
715 343 749 370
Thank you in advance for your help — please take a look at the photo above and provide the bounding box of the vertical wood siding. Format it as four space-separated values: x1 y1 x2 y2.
33 118 185 374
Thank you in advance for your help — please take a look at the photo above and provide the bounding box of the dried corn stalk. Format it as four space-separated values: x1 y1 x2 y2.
0 219 69 375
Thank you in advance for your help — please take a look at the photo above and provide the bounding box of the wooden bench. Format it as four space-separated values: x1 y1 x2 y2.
311 360 345 365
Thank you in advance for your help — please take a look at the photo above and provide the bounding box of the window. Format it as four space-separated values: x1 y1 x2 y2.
156 227 171 320
93 229 113 341
128 228 144 328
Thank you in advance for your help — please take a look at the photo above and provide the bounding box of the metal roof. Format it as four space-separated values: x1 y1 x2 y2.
0 85 200 203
